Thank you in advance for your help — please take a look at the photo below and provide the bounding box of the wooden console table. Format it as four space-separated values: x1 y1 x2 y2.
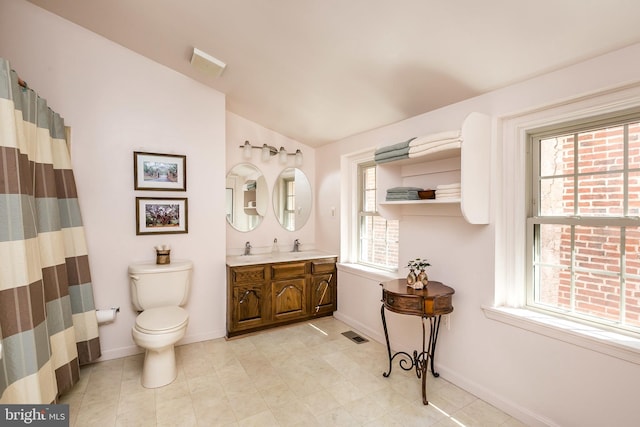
380 279 454 405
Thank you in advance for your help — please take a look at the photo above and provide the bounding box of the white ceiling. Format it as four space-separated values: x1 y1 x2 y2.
27 0 640 147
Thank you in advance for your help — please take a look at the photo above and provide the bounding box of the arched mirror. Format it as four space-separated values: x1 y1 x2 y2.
225 163 268 232
273 168 312 231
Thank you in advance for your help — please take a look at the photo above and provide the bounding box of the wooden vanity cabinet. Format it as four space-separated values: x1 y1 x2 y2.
227 257 337 337
271 261 307 321
310 259 337 317
227 265 269 333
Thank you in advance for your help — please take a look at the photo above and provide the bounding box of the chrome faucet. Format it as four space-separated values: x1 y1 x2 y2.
292 239 301 252
244 241 252 255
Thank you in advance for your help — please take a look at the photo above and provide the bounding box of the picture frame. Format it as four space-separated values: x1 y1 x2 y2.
136 197 188 235
134 151 186 191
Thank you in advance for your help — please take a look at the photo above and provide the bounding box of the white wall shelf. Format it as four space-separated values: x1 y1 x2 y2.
376 112 491 224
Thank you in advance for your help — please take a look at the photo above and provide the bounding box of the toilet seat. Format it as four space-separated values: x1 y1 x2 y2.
135 306 188 335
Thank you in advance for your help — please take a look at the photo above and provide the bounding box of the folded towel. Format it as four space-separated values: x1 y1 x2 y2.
435 194 460 200
435 188 461 195
436 183 461 190
408 141 461 159
408 137 462 155
386 186 423 193
409 130 461 148
374 146 411 161
375 137 416 156
386 193 421 201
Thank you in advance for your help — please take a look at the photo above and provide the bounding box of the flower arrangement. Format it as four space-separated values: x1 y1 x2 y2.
405 258 431 289
407 258 431 271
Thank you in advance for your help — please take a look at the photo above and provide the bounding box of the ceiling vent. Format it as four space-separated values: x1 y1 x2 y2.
190 47 226 78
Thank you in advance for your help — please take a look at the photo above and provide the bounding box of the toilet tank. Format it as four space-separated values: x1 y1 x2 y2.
128 260 193 311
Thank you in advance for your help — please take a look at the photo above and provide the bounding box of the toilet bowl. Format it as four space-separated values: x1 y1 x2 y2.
128 260 192 388
132 306 189 388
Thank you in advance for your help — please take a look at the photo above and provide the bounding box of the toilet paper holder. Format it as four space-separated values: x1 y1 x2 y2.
96 307 120 325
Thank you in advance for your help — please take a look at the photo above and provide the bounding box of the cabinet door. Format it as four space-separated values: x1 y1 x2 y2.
232 284 267 331
272 278 307 321
310 272 336 316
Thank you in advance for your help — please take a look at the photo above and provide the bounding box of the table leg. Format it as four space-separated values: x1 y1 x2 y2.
429 315 442 377
420 316 428 404
417 315 442 404
381 304 414 378
381 304 393 378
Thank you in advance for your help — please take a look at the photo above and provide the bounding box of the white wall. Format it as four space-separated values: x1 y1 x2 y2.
226 112 316 255
0 0 228 359
320 44 640 427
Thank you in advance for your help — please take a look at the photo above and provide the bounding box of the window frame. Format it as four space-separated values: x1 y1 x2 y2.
486 83 640 365
526 112 640 335
356 161 399 271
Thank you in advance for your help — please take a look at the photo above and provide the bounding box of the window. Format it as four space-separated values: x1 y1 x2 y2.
358 162 399 269
282 178 295 230
528 112 640 335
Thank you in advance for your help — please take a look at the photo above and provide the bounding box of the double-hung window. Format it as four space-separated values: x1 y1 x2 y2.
358 161 399 270
528 111 640 335
282 178 295 231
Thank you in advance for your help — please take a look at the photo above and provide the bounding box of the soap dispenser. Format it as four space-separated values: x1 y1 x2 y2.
272 238 279 254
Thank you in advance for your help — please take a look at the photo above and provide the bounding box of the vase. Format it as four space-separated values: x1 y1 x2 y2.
407 270 416 286
417 270 429 288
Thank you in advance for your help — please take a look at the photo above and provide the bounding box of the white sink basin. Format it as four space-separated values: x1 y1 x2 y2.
227 254 273 264
226 250 336 266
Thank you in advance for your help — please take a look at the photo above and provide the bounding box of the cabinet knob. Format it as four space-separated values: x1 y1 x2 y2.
388 297 395 305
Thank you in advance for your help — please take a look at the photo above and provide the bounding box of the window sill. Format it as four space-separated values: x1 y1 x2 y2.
337 262 399 282
482 305 640 365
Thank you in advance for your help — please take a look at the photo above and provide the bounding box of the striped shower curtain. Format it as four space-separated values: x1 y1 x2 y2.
0 58 101 404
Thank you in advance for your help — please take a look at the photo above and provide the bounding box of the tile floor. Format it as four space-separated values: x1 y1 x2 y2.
60 317 528 426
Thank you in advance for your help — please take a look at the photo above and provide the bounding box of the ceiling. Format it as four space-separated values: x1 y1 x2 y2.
27 0 640 147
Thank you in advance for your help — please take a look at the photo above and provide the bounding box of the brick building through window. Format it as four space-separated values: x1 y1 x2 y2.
531 117 640 333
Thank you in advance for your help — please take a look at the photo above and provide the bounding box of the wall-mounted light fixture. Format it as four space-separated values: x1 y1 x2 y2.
240 140 303 166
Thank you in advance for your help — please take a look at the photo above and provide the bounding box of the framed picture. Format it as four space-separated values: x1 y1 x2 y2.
136 197 188 235
134 151 186 191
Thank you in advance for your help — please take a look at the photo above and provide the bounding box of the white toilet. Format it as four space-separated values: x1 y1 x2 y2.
128 259 192 388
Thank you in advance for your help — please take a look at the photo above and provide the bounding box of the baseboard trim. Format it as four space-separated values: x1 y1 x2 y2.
334 311 557 427
333 311 385 344
94 329 227 362
435 364 560 427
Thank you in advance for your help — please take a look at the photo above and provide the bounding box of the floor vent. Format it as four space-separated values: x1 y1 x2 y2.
342 330 369 344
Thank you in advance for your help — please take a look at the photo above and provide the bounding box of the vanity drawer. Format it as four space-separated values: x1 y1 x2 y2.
231 265 266 284
311 259 336 274
271 262 306 279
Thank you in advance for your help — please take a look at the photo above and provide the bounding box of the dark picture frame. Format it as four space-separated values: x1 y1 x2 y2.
134 151 186 191
136 197 188 235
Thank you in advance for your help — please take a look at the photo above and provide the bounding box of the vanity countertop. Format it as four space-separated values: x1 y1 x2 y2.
226 250 338 267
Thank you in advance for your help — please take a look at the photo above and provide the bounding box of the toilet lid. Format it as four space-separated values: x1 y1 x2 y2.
135 306 188 334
